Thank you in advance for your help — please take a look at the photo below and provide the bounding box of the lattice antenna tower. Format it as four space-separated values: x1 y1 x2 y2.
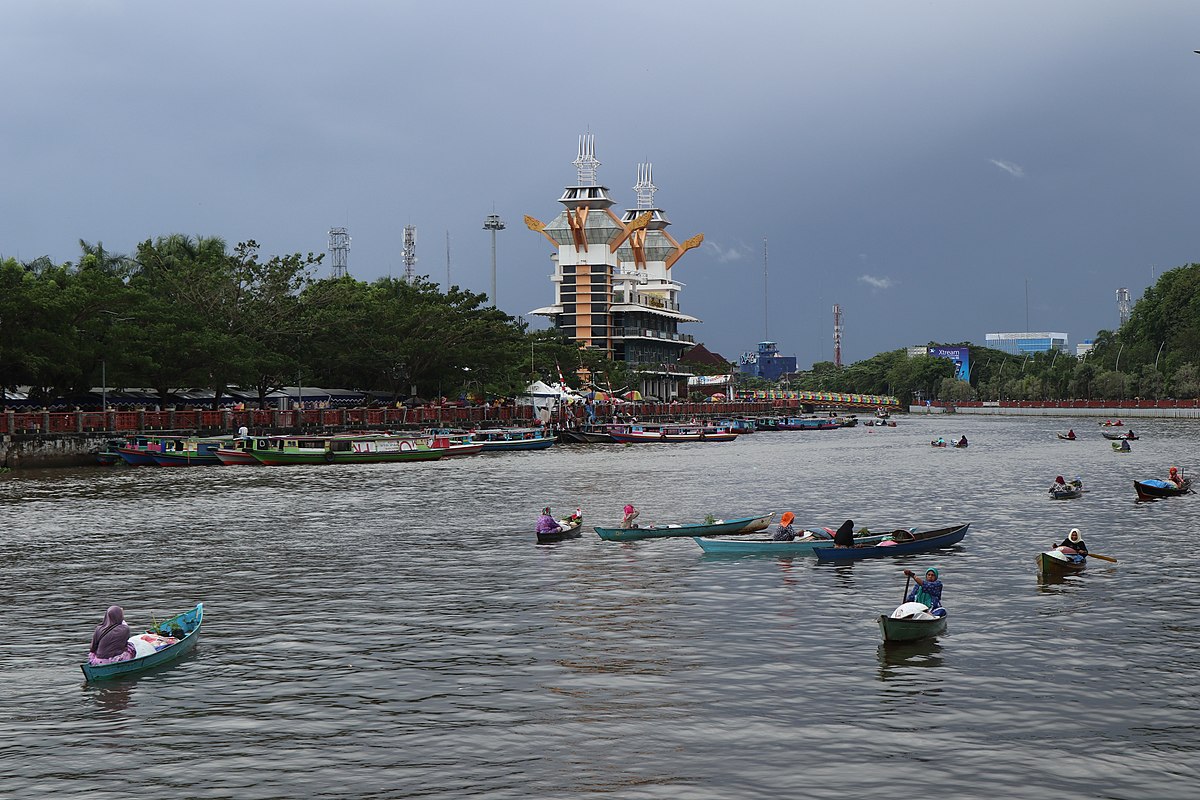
403 225 417 282
1116 287 1131 326
833 304 844 367
328 227 350 279
634 162 657 208
574 133 600 185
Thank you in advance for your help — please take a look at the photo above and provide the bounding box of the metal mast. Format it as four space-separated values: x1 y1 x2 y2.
445 230 451 291
328 227 350 279
763 238 769 341
1117 287 1131 326
574 133 600 185
634 161 657 208
483 213 505 306
833 304 843 367
402 225 417 283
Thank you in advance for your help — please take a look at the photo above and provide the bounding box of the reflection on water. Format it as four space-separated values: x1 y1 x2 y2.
3 415 1200 798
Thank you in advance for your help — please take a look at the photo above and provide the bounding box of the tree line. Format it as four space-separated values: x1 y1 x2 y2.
0 236 630 408
3 239 1196 407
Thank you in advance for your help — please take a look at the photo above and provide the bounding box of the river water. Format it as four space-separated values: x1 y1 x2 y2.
3 415 1199 799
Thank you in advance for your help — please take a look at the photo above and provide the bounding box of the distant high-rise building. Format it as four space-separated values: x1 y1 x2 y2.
985 332 1068 355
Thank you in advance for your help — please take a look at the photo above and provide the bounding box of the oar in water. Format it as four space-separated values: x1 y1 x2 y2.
1085 552 1118 563
901 575 912 603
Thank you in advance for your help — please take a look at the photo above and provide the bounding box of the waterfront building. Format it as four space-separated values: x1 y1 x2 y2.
984 332 1068 355
527 136 704 400
1076 339 1095 357
738 342 797 381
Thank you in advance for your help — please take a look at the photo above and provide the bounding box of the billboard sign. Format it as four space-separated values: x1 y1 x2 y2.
929 346 970 382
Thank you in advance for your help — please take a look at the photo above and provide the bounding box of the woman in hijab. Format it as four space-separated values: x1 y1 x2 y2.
772 511 797 541
833 519 855 548
903 568 945 614
88 605 136 665
536 507 563 535
1056 528 1088 556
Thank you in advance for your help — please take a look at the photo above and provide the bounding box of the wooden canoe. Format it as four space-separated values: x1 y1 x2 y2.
878 611 948 642
537 517 583 543
1049 486 1083 500
1037 550 1086 576
1056 433 1077 441
692 529 892 554
1102 430 1137 441
595 513 773 542
815 523 970 561
1134 478 1192 500
81 603 203 682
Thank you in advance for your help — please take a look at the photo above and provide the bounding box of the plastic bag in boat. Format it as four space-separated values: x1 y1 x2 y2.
890 601 935 620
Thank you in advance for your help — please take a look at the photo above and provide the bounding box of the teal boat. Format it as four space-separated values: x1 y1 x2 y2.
81 603 203 682
878 609 948 642
250 434 448 465
595 513 773 542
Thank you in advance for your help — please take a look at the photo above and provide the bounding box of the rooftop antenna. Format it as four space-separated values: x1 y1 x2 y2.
574 132 600 185
1025 277 1030 332
445 230 451 291
634 162 657 208
402 225 417 282
833 304 843 367
328 227 350 279
1117 287 1131 326
763 238 769 341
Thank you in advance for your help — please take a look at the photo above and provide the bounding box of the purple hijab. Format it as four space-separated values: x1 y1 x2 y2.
90 605 132 659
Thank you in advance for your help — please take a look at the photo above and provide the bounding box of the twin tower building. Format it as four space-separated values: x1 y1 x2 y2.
526 134 705 401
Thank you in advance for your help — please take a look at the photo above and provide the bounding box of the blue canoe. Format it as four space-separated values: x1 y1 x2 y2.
81 603 203 682
815 523 970 561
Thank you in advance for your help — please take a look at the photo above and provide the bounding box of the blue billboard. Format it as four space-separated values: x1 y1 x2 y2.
929 346 970 382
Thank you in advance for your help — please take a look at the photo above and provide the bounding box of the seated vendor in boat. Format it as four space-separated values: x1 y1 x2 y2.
902 568 946 616
1067 429 1075 440
1049 475 1069 493
1054 528 1088 561
833 519 855 548
536 507 563 536
1119 439 1131 451
773 511 797 541
621 503 640 529
88 605 136 666
1169 466 1184 488
956 435 968 447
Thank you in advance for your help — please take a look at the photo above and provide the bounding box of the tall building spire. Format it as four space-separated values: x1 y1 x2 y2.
634 162 657 209
574 133 600 185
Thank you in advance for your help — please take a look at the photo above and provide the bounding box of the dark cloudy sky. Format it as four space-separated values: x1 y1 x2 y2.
4 1 1199 365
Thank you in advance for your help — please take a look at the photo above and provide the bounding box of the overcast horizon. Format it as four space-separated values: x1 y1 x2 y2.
4 1 1200 367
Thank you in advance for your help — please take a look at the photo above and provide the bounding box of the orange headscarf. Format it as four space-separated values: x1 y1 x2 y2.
780 511 795 526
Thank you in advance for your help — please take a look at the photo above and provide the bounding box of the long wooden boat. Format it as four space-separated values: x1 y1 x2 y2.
1099 420 1124 426
779 417 839 431
815 523 970 561
693 529 891 554
878 609 948 642
215 437 270 465
81 603 203 682
537 516 583 544
1101 430 1137 441
152 436 233 466
1049 486 1083 500
472 427 556 451
595 513 773 542
716 418 757 434
1133 478 1192 500
116 436 184 466
1056 433 1077 441
1037 550 1086 576
93 438 129 465
250 434 448 465
608 423 737 443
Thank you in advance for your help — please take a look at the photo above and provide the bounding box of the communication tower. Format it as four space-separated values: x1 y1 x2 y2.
483 213 506 306
1116 287 1131 326
833 304 843 367
328 227 350 279
762 238 769 342
403 225 417 283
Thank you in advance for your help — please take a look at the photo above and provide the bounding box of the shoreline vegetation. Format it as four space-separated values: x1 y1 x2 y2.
3 240 1200 415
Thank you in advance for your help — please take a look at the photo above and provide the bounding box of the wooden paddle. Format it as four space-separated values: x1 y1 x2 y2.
902 575 912 603
1084 552 1117 563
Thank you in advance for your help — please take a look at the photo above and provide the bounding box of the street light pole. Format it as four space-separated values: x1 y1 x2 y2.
483 213 505 307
